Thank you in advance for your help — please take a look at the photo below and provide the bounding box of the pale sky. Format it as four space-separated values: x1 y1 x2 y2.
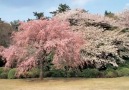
0 0 129 22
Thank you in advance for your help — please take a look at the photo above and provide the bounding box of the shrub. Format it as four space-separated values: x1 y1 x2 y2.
80 68 99 78
0 72 8 79
8 68 16 79
118 62 129 68
105 71 117 78
104 68 118 78
26 68 40 78
0 68 10 79
45 68 82 77
116 67 129 76
98 71 106 78
47 69 66 77
66 69 79 77
0 67 4 74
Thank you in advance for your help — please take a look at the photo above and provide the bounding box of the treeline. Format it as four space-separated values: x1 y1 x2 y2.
0 4 129 79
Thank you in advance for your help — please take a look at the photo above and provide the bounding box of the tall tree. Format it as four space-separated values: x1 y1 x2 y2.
104 10 117 19
0 18 4 23
50 4 71 16
105 11 114 16
1 19 84 79
0 22 13 47
10 20 20 31
117 10 129 28
33 12 44 19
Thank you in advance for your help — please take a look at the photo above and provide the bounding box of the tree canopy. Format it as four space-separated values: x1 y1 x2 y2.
33 12 44 19
1 19 84 79
50 4 71 16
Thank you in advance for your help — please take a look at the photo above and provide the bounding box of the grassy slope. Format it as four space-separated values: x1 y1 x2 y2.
0 77 129 90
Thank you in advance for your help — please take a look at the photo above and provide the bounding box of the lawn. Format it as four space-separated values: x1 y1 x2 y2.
0 77 129 90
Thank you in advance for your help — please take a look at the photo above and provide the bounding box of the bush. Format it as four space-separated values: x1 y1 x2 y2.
45 68 82 77
0 72 8 79
119 62 129 68
105 71 117 78
46 69 66 77
116 67 129 76
0 67 4 74
97 71 106 78
66 69 80 77
8 68 16 79
80 68 99 78
104 68 118 78
26 68 40 78
0 68 10 79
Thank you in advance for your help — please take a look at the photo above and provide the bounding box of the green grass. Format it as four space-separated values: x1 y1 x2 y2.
0 77 129 90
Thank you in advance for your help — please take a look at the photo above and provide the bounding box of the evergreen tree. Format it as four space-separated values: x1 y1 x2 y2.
50 4 71 16
33 12 44 19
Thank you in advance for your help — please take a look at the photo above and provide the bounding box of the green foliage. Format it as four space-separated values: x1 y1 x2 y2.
117 45 129 62
65 69 79 77
0 67 4 74
105 11 114 16
105 71 117 78
43 51 54 71
97 71 106 78
50 3 70 16
0 18 4 23
105 69 118 78
25 67 129 78
80 68 99 78
26 68 40 78
104 10 118 19
33 12 44 19
116 67 129 76
44 68 82 78
0 68 10 79
46 69 66 77
106 64 117 70
8 68 16 79
1 67 129 79
0 72 8 79
118 61 129 68
58 4 70 13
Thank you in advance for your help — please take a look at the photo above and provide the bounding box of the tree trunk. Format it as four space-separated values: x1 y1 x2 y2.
39 50 46 80
39 58 43 80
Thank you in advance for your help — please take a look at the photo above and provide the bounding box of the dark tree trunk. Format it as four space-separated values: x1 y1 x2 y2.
39 50 46 80
39 58 43 80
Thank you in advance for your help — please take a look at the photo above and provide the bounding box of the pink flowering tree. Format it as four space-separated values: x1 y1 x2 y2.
2 19 84 79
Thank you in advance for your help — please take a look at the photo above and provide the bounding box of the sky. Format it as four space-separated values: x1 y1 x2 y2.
0 0 129 22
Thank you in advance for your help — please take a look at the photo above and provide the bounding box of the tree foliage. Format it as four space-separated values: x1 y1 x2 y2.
1 19 84 79
55 9 129 68
0 18 4 23
1 8 129 79
10 20 20 31
0 22 13 47
104 10 118 19
33 12 44 19
50 4 70 16
117 10 129 28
